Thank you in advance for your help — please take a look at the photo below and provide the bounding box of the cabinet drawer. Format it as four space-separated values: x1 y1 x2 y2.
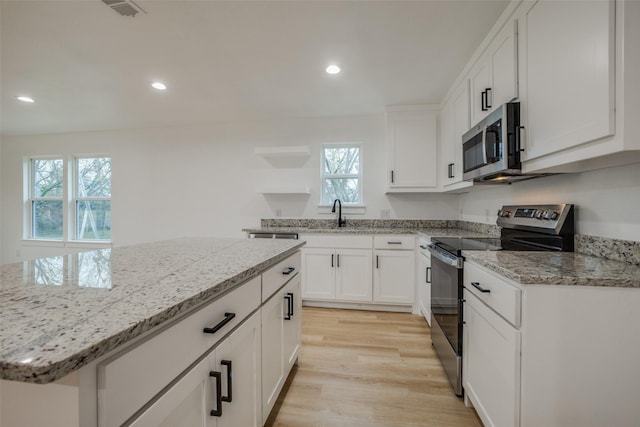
464 261 521 327
97 277 261 427
374 235 415 250
262 251 301 302
300 234 373 249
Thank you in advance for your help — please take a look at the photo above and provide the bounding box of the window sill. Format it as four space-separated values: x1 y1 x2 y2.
316 205 366 215
22 239 112 249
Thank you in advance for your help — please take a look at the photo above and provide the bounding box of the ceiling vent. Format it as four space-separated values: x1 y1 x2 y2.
101 0 146 17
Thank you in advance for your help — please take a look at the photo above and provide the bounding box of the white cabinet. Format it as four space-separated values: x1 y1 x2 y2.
301 235 373 303
469 20 518 125
440 80 472 191
463 289 520 427
385 105 439 192
520 0 615 163
261 276 301 421
416 246 431 325
373 236 416 305
130 311 262 427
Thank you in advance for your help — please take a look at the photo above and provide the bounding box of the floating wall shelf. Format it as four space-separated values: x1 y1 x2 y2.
254 146 311 158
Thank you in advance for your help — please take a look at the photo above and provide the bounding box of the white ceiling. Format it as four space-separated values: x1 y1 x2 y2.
0 0 509 136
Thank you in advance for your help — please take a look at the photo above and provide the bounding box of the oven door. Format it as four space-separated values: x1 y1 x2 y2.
428 245 463 354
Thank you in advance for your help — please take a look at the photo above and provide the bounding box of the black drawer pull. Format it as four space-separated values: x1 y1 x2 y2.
287 292 294 318
470 282 491 293
221 360 232 403
284 294 292 320
282 267 295 275
210 370 222 417
387 241 402 245
203 312 236 334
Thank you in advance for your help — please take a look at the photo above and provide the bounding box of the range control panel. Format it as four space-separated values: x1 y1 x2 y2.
496 204 574 234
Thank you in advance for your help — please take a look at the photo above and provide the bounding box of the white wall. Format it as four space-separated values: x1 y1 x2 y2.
0 115 459 263
459 162 640 241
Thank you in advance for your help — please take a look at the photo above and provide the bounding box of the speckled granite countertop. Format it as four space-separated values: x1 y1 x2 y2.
463 251 640 288
244 226 494 239
0 237 304 384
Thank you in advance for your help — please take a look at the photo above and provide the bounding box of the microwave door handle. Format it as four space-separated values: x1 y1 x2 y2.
481 125 488 164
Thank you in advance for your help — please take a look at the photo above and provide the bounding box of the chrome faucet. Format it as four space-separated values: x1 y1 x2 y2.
331 199 347 227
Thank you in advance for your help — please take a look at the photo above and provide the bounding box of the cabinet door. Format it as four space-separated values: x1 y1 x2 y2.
522 0 614 161
417 252 431 325
386 108 438 190
440 99 455 185
469 59 491 126
463 290 520 427
301 248 335 300
373 250 415 304
129 353 212 427
283 277 302 370
261 291 286 421
489 20 518 108
335 249 373 302
450 80 471 184
215 312 261 427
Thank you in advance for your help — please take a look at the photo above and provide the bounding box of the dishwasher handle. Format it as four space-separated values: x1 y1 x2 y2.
427 244 463 269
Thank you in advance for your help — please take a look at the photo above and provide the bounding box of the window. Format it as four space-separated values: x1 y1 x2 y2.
29 158 64 239
26 155 111 242
74 157 111 240
321 144 362 205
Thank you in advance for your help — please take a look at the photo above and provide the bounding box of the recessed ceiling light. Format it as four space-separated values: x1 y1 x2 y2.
151 82 167 90
16 96 35 103
326 65 341 75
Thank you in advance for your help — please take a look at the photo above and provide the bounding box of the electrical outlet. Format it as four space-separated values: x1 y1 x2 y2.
275 208 282 217
381 209 390 219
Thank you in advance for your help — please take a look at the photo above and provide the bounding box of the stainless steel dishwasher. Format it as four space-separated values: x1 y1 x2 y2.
248 232 299 239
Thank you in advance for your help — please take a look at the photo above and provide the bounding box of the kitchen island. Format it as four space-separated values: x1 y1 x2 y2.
0 237 304 427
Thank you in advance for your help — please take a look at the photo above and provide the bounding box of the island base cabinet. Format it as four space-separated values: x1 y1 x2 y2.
463 289 520 427
129 311 261 427
261 276 301 422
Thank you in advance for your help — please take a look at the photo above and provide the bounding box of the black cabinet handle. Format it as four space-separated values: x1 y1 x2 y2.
516 126 525 152
391 170 395 183
284 294 292 320
470 281 491 293
203 312 236 334
481 90 488 111
419 245 427 250
287 292 294 318
282 267 295 275
331 254 334 267
448 163 454 179
426 267 432 284
209 370 222 417
376 255 379 269
221 360 232 403
337 254 340 267
485 88 492 109
387 241 402 245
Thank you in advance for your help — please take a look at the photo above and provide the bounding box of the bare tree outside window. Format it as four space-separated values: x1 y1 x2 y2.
76 157 111 240
321 144 362 205
31 158 64 239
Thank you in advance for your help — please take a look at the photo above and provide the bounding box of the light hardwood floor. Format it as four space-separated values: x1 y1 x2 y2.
265 307 482 427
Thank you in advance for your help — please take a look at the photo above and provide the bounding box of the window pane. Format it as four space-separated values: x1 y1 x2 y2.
323 147 360 175
33 159 63 198
77 200 111 240
78 158 111 197
33 200 63 239
322 178 360 205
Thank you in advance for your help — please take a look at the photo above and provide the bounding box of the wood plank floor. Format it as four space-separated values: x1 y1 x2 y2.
265 307 482 427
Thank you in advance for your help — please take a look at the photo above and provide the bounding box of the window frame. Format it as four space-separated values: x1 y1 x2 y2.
27 156 65 240
320 143 364 206
24 154 112 244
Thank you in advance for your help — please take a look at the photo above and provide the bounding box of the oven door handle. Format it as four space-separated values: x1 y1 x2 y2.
427 244 463 269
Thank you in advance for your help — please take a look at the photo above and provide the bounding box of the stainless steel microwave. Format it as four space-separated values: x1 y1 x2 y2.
462 102 531 183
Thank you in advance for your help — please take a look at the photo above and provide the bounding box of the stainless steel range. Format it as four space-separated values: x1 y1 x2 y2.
428 204 575 396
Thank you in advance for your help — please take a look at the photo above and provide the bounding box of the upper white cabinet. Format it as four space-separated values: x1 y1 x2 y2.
520 0 614 162
518 0 640 173
440 80 472 191
469 20 518 126
385 105 439 192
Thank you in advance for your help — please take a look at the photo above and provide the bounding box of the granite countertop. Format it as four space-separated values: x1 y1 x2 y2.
244 226 494 239
0 237 304 384
463 250 640 288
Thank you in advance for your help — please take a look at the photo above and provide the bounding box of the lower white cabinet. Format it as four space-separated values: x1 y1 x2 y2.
261 276 301 421
463 289 520 427
416 248 431 325
301 248 372 301
130 311 262 427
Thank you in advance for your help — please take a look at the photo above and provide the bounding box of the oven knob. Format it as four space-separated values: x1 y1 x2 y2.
550 211 559 220
535 210 544 219
541 210 550 220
